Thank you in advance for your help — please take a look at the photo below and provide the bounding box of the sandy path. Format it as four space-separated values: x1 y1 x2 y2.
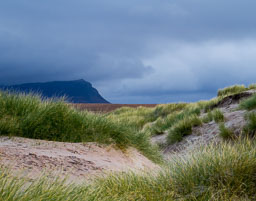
0 137 157 183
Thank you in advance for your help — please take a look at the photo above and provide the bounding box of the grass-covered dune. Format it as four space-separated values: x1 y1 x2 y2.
1 84 256 200
87 138 256 201
0 91 161 162
106 83 256 145
1 138 256 201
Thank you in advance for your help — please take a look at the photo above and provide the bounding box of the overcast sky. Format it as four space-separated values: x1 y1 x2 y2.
1 0 256 103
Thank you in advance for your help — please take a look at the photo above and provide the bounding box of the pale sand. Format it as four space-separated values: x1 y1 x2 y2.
0 137 158 183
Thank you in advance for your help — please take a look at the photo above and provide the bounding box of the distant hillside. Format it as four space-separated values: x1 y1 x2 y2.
0 79 109 103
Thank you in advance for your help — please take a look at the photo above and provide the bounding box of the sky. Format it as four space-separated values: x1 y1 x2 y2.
0 0 256 103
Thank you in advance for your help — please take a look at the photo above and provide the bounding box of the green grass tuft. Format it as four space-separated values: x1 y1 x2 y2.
212 109 225 123
167 115 202 144
0 170 89 201
107 103 188 133
203 109 225 123
243 112 256 137
217 84 247 97
145 105 201 136
152 103 187 118
248 83 256 89
239 94 256 110
219 123 234 139
198 97 222 112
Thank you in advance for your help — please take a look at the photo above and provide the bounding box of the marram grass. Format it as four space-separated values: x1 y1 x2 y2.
1 138 256 200
219 123 234 139
239 94 256 111
79 138 256 201
145 105 201 136
217 84 247 97
203 109 225 123
167 114 202 144
106 103 187 132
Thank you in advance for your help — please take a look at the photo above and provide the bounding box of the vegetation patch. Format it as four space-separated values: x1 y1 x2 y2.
167 114 202 144
217 84 247 97
219 123 234 139
243 112 256 137
144 105 201 136
239 94 256 110
106 106 156 131
106 103 188 132
152 103 187 118
249 83 256 90
203 109 225 123
198 97 222 112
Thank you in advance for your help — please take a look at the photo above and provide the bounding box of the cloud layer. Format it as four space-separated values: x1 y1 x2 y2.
0 0 256 103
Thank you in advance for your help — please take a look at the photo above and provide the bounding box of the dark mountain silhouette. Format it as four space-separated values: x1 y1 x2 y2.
0 79 109 103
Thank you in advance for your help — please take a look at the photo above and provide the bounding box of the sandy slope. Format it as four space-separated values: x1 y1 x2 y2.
152 90 256 159
162 104 247 158
0 137 157 182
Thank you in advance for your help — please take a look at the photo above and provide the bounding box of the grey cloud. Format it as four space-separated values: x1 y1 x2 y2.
0 0 256 103
102 39 256 103
0 47 152 84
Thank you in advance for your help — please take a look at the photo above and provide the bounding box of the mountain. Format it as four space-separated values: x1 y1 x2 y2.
0 79 109 103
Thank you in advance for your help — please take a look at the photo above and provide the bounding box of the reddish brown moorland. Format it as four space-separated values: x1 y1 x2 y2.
72 103 157 113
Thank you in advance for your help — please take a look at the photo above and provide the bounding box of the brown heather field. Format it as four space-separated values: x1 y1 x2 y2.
72 103 158 113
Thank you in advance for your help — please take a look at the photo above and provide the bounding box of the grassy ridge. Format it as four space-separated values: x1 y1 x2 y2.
0 91 161 162
217 84 247 97
106 84 256 145
217 83 256 97
106 83 256 146
1 138 256 200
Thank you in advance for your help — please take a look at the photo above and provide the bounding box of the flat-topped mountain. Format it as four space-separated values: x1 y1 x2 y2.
0 79 109 103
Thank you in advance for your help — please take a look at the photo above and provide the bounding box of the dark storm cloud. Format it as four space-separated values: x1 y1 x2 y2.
0 0 256 103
